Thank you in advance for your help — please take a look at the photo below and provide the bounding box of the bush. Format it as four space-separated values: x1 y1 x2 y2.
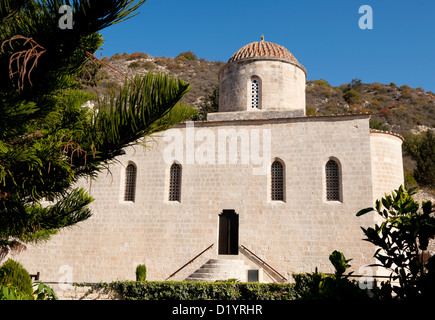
357 186 435 300
369 118 389 131
343 89 362 105
292 270 332 299
313 79 331 87
0 284 33 300
292 251 370 301
109 281 296 300
176 51 197 61
136 264 147 282
109 53 125 61
403 131 435 188
127 52 149 60
0 259 33 296
404 169 418 188
128 61 154 70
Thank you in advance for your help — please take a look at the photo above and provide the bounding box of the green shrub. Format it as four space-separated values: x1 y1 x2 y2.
135 264 147 282
343 89 362 105
292 270 332 299
176 51 198 61
292 251 370 301
357 186 435 300
0 284 33 300
0 259 33 296
306 107 317 116
313 79 331 87
33 281 58 300
109 281 296 300
404 131 435 188
404 169 418 188
369 118 389 131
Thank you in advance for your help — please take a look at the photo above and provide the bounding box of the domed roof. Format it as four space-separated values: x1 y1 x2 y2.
227 36 305 71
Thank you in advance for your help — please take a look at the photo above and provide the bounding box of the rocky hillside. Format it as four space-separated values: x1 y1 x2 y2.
86 51 223 109
86 51 435 137
306 79 435 136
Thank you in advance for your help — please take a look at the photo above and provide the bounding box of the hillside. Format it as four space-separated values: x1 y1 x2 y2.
85 51 435 137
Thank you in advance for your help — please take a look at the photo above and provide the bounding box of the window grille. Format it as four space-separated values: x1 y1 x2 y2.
271 161 284 201
169 163 182 202
251 79 260 109
124 164 137 202
326 160 340 201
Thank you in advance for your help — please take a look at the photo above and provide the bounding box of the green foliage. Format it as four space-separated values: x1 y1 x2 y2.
0 1 197 256
176 51 198 61
292 251 369 300
108 281 296 300
0 281 58 300
343 89 362 105
128 60 154 70
192 84 219 121
369 119 389 131
0 284 33 300
306 107 318 116
32 281 58 300
0 259 33 296
135 264 147 282
349 78 363 91
403 131 435 188
313 79 331 87
357 185 435 299
329 250 352 279
404 169 418 189
292 270 332 299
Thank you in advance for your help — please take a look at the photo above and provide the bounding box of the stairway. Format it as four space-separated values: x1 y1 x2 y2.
185 258 250 282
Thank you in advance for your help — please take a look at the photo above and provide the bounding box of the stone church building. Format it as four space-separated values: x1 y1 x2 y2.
16 38 404 286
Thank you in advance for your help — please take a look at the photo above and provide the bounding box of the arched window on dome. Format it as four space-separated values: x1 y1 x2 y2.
251 77 261 109
169 163 182 202
325 159 341 202
124 163 137 202
271 160 285 201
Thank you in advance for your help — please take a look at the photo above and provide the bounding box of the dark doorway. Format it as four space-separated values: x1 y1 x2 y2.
218 210 239 255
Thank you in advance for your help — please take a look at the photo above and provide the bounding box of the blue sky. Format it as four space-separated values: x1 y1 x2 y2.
99 0 435 92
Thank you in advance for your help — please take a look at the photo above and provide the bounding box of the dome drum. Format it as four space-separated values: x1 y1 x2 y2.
218 39 306 114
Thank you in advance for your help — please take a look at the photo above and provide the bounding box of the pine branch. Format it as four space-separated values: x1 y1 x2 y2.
79 72 197 171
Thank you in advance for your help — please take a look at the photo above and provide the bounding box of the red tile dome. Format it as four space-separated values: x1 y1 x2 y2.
228 37 304 72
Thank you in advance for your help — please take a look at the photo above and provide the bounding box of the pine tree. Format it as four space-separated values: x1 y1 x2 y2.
0 0 197 259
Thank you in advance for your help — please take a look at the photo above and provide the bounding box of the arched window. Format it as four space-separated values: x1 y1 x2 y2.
169 163 182 202
251 78 260 109
326 159 340 201
124 164 137 202
271 160 284 201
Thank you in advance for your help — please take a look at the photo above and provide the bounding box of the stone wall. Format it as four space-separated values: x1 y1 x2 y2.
219 59 306 114
370 131 405 203
13 114 392 287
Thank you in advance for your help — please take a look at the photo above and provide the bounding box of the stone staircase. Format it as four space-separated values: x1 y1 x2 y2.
185 258 250 282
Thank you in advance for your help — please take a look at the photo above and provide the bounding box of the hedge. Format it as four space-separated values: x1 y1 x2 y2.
105 281 296 300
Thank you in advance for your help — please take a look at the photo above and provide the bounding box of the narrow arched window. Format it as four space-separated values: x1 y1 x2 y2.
251 79 260 109
124 164 137 202
326 160 340 201
271 161 284 201
169 163 182 202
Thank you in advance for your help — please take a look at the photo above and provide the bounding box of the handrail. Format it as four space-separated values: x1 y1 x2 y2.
165 244 214 280
240 244 287 282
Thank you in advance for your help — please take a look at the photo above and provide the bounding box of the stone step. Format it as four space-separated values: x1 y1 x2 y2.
185 258 253 282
